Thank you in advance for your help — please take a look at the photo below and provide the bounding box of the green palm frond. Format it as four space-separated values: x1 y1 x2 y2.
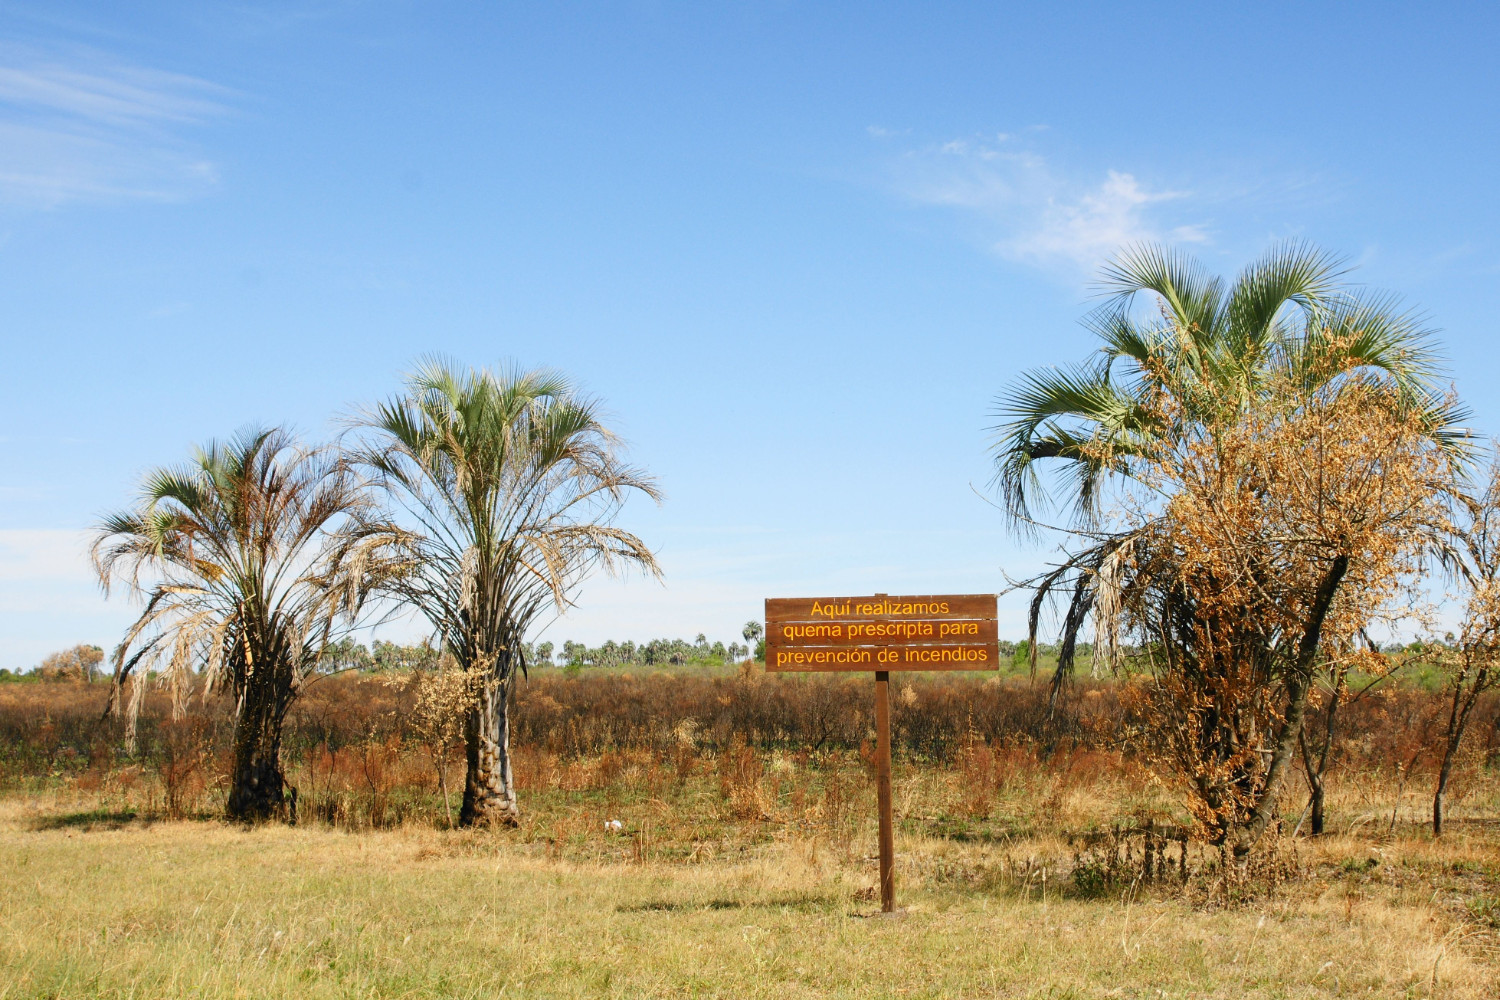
1098 243 1225 365
1224 241 1345 348
1405 389 1476 462
992 241 1463 531
992 361 1152 523
1302 292 1441 391
1083 307 1160 371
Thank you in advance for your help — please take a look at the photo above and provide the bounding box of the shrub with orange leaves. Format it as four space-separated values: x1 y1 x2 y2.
1098 374 1453 853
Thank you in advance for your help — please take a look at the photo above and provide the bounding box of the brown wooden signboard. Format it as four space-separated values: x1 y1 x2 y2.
765 593 999 672
762 593 1000 914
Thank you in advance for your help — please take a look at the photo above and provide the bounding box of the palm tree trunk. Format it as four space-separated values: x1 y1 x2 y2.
460 675 519 826
226 673 291 823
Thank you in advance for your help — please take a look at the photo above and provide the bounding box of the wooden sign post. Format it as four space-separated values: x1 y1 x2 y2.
765 593 999 913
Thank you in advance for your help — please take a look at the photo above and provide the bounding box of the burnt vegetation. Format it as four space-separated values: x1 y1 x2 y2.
3 666 1495 838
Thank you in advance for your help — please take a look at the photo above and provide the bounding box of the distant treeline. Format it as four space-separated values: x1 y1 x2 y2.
0 637 753 682
317 635 762 672
6 636 1427 684
2 638 1082 681
318 638 1144 674
0 645 105 683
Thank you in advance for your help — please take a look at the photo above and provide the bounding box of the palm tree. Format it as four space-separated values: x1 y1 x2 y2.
93 428 394 822
352 359 660 826
742 620 764 661
993 242 1460 682
991 243 1465 854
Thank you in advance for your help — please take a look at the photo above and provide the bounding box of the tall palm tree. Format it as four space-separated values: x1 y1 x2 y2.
93 428 394 822
352 360 660 826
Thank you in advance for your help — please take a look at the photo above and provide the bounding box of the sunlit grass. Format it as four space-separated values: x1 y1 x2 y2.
3 783 1498 999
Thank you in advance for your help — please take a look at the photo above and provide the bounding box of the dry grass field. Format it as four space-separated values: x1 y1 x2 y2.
2 795 1498 998
1 669 1498 998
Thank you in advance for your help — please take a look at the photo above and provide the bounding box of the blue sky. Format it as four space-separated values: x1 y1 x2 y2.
2 2 1498 667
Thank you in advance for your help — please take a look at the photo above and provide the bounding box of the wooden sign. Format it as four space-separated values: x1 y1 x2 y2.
765 593 999 672
762 592 1001 915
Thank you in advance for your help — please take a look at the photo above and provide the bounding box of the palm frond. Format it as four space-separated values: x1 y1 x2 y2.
1225 241 1345 349
1098 243 1225 356
991 362 1150 525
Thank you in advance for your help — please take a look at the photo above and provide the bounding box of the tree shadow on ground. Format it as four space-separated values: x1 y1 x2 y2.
28 809 156 832
617 894 831 913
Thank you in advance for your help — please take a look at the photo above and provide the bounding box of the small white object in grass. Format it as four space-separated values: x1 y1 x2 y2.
604 819 623 833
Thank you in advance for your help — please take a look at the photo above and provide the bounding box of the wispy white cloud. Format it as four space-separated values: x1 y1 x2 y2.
887 134 1209 272
0 45 229 208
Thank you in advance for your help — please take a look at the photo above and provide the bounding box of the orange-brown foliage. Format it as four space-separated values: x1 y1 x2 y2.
1 669 1495 830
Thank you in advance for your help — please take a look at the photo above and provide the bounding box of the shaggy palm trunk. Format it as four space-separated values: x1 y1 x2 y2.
460 675 519 826
226 672 294 823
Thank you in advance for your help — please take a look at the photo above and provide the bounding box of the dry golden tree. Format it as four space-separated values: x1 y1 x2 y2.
991 242 1468 854
349 360 660 827
993 243 1462 696
32 644 105 683
1428 445 1500 837
92 427 401 822
1106 377 1450 852
383 656 479 827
